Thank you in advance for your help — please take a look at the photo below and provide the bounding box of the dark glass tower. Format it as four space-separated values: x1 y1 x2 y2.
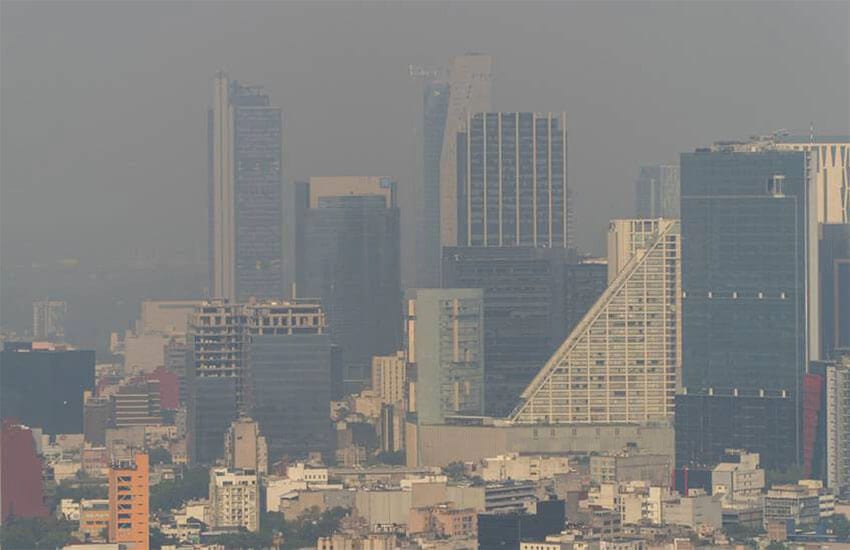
681 145 814 464
297 177 402 392
820 223 850 359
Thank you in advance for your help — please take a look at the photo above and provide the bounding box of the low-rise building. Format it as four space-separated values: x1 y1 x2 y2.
408 502 477 539
661 490 721 531
481 453 571 482
79 499 110 541
763 482 827 528
590 452 671 487
316 532 398 550
485 480 538 513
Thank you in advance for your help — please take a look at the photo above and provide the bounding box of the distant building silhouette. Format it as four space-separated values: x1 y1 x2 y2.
635 164 680 219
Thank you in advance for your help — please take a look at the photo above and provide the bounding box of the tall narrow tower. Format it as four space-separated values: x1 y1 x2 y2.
208 72 284 301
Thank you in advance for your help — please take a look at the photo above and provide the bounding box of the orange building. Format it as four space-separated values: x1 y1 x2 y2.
108 451 149 550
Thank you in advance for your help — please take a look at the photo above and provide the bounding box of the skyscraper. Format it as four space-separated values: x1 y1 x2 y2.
297 177 402 391
510 219 680 424
819 223 850 359
825 354 850 498
634 164 680 219
441 246 577 416
32 299 67 342
438 54 492 249
406 288 485 424
456 112 570 248
680 143 816 464
208 72 284 302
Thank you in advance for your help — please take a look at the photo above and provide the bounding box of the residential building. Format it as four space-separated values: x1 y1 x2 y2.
634 164 680 219
0 420 48 523
441 246 578 415
510 219 680 424
589 451 672 486
297 176 401 391
825 355 850 497
438 54 493 250
480 453 571 482
406 288 485 424
763 484 821 528
456 112 569 249
208 72 285 302
674 389 797 470
0 341 95 434
681 143 816 465
108 452 149 550
32 299 67 342
224 416 268 474
372 352 406 406
209 467 260 532
710 450 765 506
79 499 110 541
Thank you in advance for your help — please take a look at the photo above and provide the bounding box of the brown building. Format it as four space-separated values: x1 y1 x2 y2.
408 502 477 539
108 452 149 550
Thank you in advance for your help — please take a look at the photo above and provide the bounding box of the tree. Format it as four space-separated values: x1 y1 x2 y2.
823 514 850 539
150 466 210 513
280 506 349 549
443 461 466 481
766 542 787 550
765 466 804 486
149 446 172 465
150 526 178 549
0 517 76 549
54 479 108 501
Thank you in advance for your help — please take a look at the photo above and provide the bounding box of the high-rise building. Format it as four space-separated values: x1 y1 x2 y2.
510 219 680 424
772 135 849 224
819 224 850 359
441 247 578 416
456 112 570 249
681 143 817 463
186 300 244 464
108 452 149 550
32 299 67 342
0 342 94 434
245 300 335 461
208 72 284 302
824 355 850 498
372 351 407 406
438 54 493 250
224 417 268 475
674 389 797 470
416 79 451 288
84 394 111 446
188 299 335 463
297 176 402 391
564 258 609 333
1 420 49 523
209 467 260 532
634 165 680 219
406 288 485 424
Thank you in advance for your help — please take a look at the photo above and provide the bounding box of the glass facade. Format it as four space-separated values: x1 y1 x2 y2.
456 112 569 249
635 164 680 219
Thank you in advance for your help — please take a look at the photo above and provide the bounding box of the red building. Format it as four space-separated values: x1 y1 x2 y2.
146 366 179 410
1 419 49 522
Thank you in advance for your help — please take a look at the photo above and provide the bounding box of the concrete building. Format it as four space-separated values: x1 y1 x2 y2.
661 490 722 531
111 380 161 427
1 341 95 435
438 54 493 250
409 502 478 539
634 165 680 219
84 394 111 446
224 417 268 474
456 112 570 249
485 480 537 513
0 420 49 523
589 451 672 486
481 453 571 482
763 484 821 528
825 356 850 497
297 177 402 391
209 467 260 532
564 259 609 341
208 73 285 302
408 420 674 468
406 289 485 424
511 219 680 424
372 352 407 406
710 450 764 506
79 499 110 541
32 299 67 342
441 246 583 416
108 452 149 550
681 142 818 465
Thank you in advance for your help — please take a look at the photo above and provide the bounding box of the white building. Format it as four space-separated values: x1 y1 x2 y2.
512 219 680 423
711 450 764 506
209 467 260 532
481 453 571 482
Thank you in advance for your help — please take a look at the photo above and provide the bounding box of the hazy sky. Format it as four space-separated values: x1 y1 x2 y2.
2 1 848 267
